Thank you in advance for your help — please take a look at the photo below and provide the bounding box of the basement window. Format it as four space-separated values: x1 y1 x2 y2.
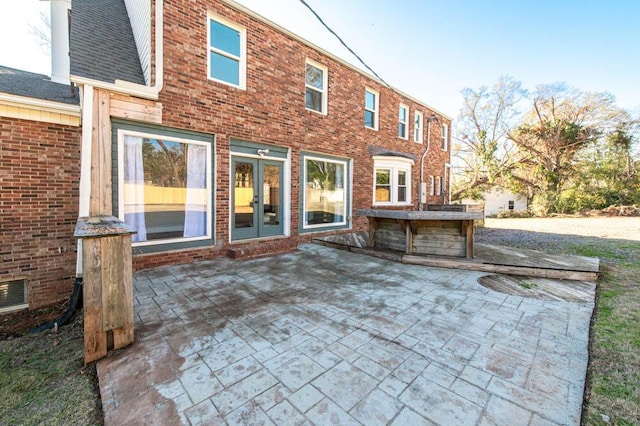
0 279 28 314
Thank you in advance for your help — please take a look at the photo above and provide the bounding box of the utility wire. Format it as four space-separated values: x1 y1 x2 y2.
297 0 391 88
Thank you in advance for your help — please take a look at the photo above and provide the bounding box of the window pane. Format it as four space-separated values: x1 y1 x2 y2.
375 169 391 202
234 161 254 228
305 64 323 90
210 19 240 56
306 88 322 112
398 171 406 186
365 91 375 110
305 159 346 226
399 107 407 121
398 186 406 202
365 110 375 128
124 137 208 242
210 52 240 85
398 122 406 137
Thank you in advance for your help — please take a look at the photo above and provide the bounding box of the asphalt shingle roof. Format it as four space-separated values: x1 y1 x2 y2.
0 65 79 105
70 0 145 85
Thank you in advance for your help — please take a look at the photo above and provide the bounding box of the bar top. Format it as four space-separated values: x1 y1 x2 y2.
74 216 137 238
356 209 484 221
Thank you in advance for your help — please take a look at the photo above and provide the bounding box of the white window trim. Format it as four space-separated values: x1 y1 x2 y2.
429 175 435 196
436 176 442 196
117 128 214 247
414 111 423 143
372 156 414 206
305 58 328 115
441 124 448 151
207 14 247 89
302 154 349 230
364 88 379 130
398 104 409 139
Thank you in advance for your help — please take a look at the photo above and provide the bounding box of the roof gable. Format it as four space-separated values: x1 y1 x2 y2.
70 0 145 85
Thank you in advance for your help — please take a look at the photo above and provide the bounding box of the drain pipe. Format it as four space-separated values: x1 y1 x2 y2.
419 114 439 211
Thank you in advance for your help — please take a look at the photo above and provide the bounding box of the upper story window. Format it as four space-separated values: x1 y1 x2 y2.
398 105 409 139
365 89 379 130
441 124 448 151
208 16 246 89
414 111 423 143
373 156 413 206
305 59 328 114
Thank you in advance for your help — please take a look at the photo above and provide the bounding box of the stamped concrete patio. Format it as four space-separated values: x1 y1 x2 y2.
97 244 595 425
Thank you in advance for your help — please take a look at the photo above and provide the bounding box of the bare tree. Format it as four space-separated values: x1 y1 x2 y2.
29 12 51 54
452 76 526 200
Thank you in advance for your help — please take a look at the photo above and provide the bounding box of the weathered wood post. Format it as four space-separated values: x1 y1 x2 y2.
74 216 136 364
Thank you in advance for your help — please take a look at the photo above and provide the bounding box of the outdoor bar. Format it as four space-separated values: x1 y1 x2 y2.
356 207 484 259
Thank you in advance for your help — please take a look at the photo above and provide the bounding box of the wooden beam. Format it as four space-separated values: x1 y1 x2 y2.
109 93 162 123
403 255 598 281
464 220 474 259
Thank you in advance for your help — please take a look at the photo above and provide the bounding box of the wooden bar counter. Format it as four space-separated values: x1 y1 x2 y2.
356 208 484 259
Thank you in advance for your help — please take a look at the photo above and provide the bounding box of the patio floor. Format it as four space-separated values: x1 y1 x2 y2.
97 244 595 425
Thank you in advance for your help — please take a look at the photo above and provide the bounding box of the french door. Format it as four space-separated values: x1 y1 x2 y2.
232 157 284 240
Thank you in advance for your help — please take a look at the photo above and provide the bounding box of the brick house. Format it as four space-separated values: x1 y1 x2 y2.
1 0 451 311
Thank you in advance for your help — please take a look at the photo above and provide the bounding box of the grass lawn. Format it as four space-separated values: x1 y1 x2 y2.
0 315 102 425
479 218 640 425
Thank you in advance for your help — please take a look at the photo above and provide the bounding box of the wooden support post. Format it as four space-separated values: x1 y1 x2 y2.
464 220 474 259
367 217 378 248
75 217 136 364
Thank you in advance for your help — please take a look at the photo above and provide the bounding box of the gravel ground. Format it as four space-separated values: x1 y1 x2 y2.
476 217 640 260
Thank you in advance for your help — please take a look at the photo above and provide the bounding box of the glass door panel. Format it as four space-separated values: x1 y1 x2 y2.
232 158 258 239
259 161 283 237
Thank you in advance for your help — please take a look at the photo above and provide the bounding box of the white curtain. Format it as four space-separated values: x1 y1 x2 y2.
124 136 147 242
183 144 207 237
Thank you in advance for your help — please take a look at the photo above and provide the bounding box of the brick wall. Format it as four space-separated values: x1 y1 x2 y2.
132 0 451 268
0 117 81 309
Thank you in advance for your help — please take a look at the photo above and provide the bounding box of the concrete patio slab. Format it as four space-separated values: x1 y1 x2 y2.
97 244 595 425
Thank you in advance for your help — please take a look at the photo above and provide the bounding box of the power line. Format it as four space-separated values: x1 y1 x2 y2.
297 0 391 88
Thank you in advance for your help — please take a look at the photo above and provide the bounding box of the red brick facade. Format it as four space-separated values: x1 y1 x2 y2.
0 117 81 309
132 0 451 268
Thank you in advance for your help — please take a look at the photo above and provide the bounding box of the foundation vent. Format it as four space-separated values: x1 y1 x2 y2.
0 279 28 314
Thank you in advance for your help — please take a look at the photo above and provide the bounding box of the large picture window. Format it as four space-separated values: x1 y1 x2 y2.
208 16 246 88
373 157 413 206
302 154 349 231
117 129 213 247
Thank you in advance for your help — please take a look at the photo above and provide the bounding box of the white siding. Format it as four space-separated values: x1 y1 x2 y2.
461 187 528 217
124 0 151 85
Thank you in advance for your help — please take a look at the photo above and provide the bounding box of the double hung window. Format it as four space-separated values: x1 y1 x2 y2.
414 111 423 143
208 16 246 88
305 60 328 114
365 89 379 130
398 105 409 139
441 124 448 151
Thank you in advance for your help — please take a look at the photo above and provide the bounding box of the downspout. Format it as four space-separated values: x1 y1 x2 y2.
76 84 94 277
419 114 439 211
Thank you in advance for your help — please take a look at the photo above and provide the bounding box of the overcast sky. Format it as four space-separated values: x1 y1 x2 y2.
1 0 638 118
